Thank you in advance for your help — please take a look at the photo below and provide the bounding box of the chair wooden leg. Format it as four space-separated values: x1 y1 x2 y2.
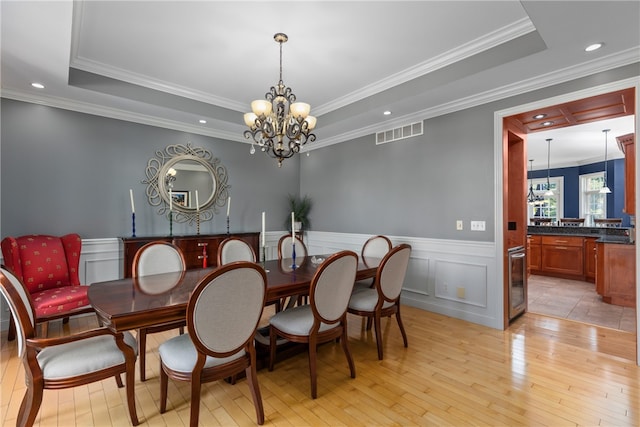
340 324 356 379
138 329 147 381
366 317 373 331
115 373 124 388
374 313 384 360
268 327 277 371
17 377 43 427
39 321 49 339
159 364 169 413
395 306 408 348
245 359 265 425
189 377 202 427
308 336 318 399
179 326 185 335
62 316 70 324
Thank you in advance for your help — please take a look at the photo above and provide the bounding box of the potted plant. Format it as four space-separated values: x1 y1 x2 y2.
285 194 312 234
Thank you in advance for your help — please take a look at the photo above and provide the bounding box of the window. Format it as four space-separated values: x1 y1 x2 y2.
528 176 564 223
580 172 607 219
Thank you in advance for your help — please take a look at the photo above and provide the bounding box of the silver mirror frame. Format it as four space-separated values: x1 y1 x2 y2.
143 142 230 224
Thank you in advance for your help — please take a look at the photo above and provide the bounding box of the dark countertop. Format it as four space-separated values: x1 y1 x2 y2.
528 225 634 245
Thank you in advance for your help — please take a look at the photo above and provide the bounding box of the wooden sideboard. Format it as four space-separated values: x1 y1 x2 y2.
121 232 260 278
596 242 636 307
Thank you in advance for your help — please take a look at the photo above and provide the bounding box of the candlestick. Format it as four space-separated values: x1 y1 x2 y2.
226 215 230 236
129 189 135 213
131 212 136 237
291 242 297 270
196 211 200 235
169 210 173 236
261 211 266 247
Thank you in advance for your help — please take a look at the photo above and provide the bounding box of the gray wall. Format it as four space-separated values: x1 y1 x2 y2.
1 63 638 242
301 63 640 240
1 99 300 239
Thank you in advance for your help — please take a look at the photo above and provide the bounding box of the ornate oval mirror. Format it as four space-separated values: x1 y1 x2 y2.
143 142 230 224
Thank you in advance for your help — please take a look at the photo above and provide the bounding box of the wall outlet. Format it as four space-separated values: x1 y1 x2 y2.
470 220 486 231
456 287 466 298
456 220 463 230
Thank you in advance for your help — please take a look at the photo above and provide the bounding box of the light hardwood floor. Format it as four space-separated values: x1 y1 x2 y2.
2 305 638 426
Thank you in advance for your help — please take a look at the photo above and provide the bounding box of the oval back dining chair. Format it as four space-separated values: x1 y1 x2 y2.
0 266 139 427
277 234 308 260
217 237 256 265
158 262 267 426
132 241 187 381
354 235 392 291
348 244 412 360
269 250 358 399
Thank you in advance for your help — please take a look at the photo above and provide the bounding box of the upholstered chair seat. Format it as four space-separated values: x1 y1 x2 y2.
1 234 93 340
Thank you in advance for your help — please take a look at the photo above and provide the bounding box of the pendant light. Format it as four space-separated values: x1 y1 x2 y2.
527 159 543 205
599 129 611 194
544 138 554 196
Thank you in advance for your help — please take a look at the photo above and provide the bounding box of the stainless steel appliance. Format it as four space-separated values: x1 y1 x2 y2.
508 246 527 321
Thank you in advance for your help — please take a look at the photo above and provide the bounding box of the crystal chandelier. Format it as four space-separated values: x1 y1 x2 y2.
244 33 317 167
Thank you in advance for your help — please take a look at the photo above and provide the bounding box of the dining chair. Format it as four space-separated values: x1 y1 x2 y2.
348 244 411 360
132 241 187 381
277 234 309 308
0 266 139 426
0 234 94 341
158 262 267 426
594 218 623 227
560 218 585 226
217 237 256 265
354 235 392 291
269 250 358 399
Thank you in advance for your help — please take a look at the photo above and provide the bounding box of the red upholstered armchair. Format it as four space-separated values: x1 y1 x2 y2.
1 234 93 340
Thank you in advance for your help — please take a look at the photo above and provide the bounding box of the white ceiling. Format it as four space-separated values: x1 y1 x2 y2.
1 1 638 160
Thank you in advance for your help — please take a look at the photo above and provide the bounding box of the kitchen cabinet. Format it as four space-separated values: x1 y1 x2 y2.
584 237 597 282
527 235 542 275
596 242 636 307
121 232 260 278
616 133 635 215
541 235 584 279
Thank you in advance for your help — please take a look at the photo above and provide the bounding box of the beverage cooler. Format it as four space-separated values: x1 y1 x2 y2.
508 246 527 321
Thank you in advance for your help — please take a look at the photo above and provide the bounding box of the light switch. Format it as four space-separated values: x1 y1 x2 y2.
456 220 463 230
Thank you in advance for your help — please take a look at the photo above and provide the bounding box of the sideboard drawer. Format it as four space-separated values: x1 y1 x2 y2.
541 236 583 247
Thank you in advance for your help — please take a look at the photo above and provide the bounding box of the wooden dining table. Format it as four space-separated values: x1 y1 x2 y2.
88 254 381 333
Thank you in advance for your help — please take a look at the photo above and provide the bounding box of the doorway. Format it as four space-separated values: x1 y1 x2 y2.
495 77 639 364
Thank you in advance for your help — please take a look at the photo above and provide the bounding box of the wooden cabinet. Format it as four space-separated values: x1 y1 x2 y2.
541 236 584 279
584 237 597 282
616 133 635 215
527 235 542 274
121 232 260 278
596 242 636 307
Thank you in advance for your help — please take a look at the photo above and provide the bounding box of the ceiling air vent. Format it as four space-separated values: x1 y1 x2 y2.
376 121 423 145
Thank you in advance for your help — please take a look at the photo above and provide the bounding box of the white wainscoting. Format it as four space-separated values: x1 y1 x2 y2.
1 232 501 332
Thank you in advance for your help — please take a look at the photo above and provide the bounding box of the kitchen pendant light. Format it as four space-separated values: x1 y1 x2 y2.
527 159 544 205
599 129 612 194
544 138 554 196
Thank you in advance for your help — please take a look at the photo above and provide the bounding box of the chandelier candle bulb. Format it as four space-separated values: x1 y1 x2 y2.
129 189 135 213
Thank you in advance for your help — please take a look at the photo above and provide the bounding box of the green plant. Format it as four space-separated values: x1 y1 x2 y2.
285 194 312 231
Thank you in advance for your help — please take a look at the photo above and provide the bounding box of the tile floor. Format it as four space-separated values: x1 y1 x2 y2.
527 274 637 333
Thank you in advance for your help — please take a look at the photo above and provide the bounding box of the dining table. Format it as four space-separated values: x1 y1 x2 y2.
88 254 382 333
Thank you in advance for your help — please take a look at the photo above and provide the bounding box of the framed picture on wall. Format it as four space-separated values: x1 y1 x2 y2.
171 190 189 208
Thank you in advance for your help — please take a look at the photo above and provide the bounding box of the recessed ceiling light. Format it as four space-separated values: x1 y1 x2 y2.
31 82 45 89
383 111 392 116
585 42 603 52
199 119 207 124
541 121 554 126
533 114 546 120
